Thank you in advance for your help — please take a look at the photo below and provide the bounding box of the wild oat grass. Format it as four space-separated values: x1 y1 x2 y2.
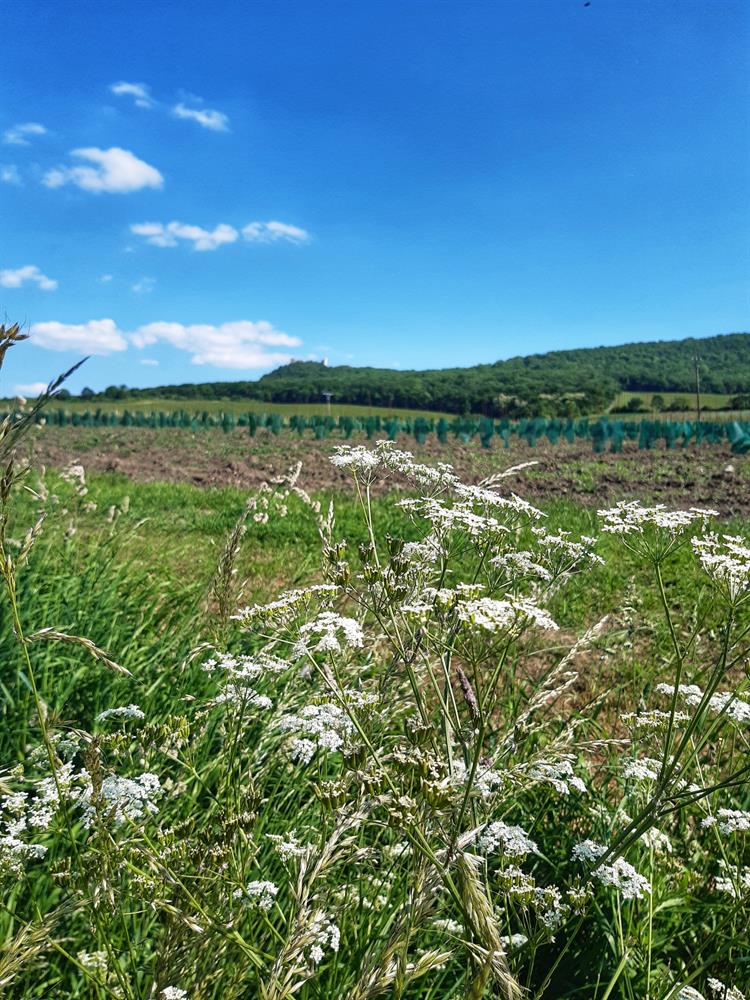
0 325 748 999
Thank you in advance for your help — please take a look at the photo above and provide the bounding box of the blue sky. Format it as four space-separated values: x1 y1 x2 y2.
1 0 748 396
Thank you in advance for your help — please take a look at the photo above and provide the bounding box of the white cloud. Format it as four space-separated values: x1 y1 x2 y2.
131 320 300 369
43 147 163 194
131 276 156 294
242 221 310 244
0 265 57 291
130 220 239 251
140 358 159 366
13 381 48 397
109 81 154 109
30 319 127 355
3 122 46 146
130 219 309 251
1 164 21 184
172 103 229 132
99 273 113 283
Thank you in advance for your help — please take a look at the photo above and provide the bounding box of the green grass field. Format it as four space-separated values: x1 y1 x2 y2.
2 452 749 998
2 396 455 421
608 390 750 420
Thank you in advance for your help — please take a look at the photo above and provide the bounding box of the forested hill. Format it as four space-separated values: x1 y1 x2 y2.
81 332 750 417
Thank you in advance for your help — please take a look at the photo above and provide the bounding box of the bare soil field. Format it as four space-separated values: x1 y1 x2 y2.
28 425 750 516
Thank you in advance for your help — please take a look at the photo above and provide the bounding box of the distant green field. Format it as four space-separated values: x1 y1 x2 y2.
609 389 743 412
3 396 454 421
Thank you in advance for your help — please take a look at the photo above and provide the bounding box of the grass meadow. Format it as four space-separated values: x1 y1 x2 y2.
1 329 748 1000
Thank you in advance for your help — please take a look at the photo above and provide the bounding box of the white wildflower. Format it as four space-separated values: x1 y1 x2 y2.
707 979 746 1000
78 772 162 827
95 704 145 723
693 533 750 602
714 862 750 898
528 757 587 795
266 831 311 862
500 933 529 949
233 879 279 910
233 584 338 627
701 809 750 835
640 826 672 854
477 821 538 857
655 683 750 726
599 501 716 537
572 841 651 900
450 758 504 799
571 839 608 864
293 612 364 657
77 950 108 975
307 911 340 964
160 990 188 1000
279 703 355 760
457 596 557 633
622 757 661 782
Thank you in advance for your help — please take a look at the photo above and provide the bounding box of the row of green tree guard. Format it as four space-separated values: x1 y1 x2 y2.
8 408 750 453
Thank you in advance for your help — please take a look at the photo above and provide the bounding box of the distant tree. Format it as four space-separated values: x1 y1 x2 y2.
56 388 71 400
80 387 95 398
667 396 689 412
651 394 665 412
626 396 645 412
731 393 750 409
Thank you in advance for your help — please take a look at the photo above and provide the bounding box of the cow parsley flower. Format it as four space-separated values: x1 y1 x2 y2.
160 990 188 1000
293 612 364 657
572 841 651 899
655 683 750 726
599 502 716 537
528 757 587 795
307 911 340 965
622 757 661 782
233 879 279 911
693 533 750 603
78 772 161 827
701 809 750 834
457 596 557 633
0 834 47 879
707 979 746 1000
279 703 355 760
234 584 338 627
640 826 673 854
477 821 538 857
267 831 311 862
95 704 145 723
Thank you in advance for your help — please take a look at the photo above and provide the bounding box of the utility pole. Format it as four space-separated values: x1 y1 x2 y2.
322 391 332 417
694 354 702 424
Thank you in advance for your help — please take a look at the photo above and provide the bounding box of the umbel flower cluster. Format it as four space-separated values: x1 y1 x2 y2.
0 384 748 1000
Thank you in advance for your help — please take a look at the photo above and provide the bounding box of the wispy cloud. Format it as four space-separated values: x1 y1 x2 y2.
172 102 229 132
30 318 128 354
140 358 159 366
3 122 46 146
0 265 57 290
43 147 163 194
108 82 230 132
131 320 300 368
130 219 309 251
99 273 114 283
109 81 154 109
1 164 21 184
130 220 238 251
243 221 310 244
131 276 156 294
13 381 48 397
